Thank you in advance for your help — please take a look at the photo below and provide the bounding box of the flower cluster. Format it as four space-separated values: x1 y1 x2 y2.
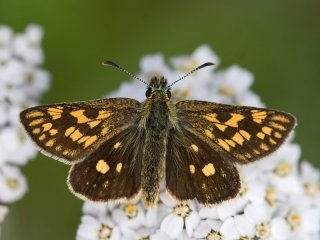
77 45 320 239
0 25 50 224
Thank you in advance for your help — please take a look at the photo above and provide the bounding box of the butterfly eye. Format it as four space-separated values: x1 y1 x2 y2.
167 90 171 99
146 88 152 98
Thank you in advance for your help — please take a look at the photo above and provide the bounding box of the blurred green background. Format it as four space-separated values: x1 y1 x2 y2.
1 0 319 239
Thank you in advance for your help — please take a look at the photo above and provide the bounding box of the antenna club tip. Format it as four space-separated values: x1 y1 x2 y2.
102 60 117 67
203 61 215 66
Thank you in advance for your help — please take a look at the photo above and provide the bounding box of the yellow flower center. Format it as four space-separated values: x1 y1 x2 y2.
172 89 190 102
6 178 19 189
304 183 318 198
239 237 250 240
173 202 191 218
287 209 301 230
206 230 223 240
265 187 277 206
255 221 271 238
123 204 138 219
98 224 112 240
180 59 200 72
239 180 248 197
218 86 236 97
274 161 292 176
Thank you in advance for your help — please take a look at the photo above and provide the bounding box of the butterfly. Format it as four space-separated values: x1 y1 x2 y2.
20 61 296 208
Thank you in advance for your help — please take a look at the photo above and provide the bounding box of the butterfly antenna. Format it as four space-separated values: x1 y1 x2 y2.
167 62 215 88
102 60 150 86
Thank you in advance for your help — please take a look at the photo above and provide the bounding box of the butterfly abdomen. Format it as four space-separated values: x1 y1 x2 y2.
141 99 170 207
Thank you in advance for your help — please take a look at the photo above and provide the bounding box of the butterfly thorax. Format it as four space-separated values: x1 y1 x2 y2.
140 76 174 207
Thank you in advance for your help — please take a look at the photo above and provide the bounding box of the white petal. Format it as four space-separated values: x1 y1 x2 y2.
0 25 13 45
0 165 27 203
160 214 184 239
25 24 43 44
76 215 100 240
301 208 320 232
244 203 268 224
82 201 107 217
145 205 159 227
150 230 171 240
193 220 211 239
160 192 177 208
177 230 192 240
199 206 219 219
110 227 121 240
111 204 144 229
217 200 239 220
206 219 222 231
270 217 290 240
220 217 238 240
300 161 320 182
140 54 168 74
185 211 200 237
192 45 220 66
234 215 254 237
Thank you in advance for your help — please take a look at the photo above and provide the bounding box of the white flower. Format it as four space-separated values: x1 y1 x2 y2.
193 219 223 239
0 126 37 166
0 24 50 226
169 45 220 102
150 229 172 240
282 196 320 239
160 193 200 238
171 45 220 72
198 173 266 222
76 215 121 240
221 203 289 240
300 161 320 206
236 90 265 108
212 65 254 104
0 26 13 49
140 54 172 80
22 67 51 99
12 24 44 65
82 201 109 218
0 165 27 203
76 45 320 240
112 203 145 230
108 80 145 102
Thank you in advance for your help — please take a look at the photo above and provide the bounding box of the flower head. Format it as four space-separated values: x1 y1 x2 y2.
74 45 320 239
0 24 50 224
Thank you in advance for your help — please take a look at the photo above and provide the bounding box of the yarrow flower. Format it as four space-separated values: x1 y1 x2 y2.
73 45 320 239
0 24 50 228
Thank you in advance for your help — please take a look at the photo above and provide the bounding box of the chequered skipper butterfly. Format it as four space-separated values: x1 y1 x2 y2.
20 61 296 207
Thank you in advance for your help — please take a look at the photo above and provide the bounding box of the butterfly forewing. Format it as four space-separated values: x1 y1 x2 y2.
68 126 145 202
166 128 241 204
20 98 141 163
175 101 296 164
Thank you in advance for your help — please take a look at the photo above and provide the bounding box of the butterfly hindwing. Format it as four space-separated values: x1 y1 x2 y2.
166 127 241 204
68 126 145 202
20 98 141 163
175 100 296 164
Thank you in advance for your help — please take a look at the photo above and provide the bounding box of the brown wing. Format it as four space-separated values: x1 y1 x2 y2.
68 126 144 202
175 100 296 164
20 98 141 164
166 127 241 204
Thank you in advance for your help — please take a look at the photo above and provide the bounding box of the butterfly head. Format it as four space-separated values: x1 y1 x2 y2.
146 77 171 99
